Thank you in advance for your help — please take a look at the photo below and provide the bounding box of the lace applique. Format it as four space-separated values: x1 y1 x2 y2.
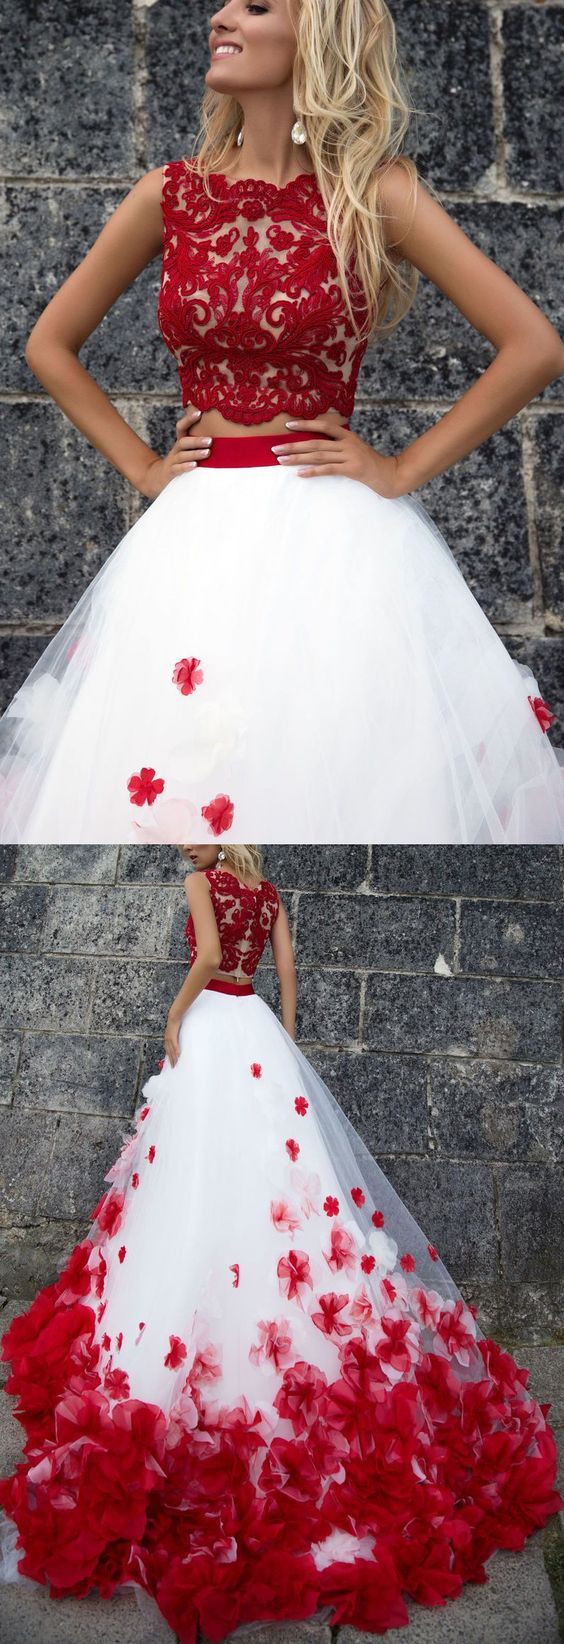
184 867 280 977
158 158 375 425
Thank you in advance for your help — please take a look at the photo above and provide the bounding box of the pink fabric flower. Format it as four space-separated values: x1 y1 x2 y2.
172 656 204 695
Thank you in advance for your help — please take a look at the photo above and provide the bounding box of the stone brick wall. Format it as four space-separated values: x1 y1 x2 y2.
1 0 563 735
0 843 562 1341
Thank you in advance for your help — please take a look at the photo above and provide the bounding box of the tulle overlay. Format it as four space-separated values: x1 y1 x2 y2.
0 987 561 1642
1 450 563 844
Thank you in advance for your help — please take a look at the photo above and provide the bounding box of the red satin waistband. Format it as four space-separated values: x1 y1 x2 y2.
202 428 347 469
205 977 255 995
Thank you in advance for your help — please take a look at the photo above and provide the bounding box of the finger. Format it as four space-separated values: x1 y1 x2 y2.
176 437 214 451
175 408 203 432
297 463 344 477
273 439 343 458
284 417 344 438
276 446 346 465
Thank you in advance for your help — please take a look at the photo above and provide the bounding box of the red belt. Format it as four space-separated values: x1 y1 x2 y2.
202 428 347 469
205 977 255 995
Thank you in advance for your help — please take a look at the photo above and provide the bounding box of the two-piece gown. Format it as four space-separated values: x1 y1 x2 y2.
0 867 562 1641
0 156 563 844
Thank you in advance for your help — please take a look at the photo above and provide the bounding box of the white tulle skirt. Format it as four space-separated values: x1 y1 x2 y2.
0 450 563 844
0 982 561 1642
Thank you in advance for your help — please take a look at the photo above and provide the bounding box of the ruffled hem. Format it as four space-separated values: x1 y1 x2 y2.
0 1239 562 1644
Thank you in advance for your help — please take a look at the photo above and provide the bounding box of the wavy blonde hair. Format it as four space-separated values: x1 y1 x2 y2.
179 845 264 883
189 0 424 344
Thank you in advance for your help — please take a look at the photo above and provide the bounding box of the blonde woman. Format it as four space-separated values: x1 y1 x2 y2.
1 0 564 844
0 840 561 1632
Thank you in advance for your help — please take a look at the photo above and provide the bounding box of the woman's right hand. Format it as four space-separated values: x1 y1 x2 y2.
140 407 213 498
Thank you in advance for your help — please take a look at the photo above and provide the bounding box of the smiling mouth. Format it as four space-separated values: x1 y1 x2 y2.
211 45 243 58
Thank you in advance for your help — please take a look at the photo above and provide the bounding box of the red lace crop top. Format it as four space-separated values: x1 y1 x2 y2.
184 867 280 978
158 157 375 425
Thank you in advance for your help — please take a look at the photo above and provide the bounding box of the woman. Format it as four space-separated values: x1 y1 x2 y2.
0 842 561 1640
1 0 563 844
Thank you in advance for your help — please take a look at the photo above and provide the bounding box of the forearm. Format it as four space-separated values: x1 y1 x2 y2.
396 335 564 493
167 957 219 1021
279 967 298 1039
25 342 159 492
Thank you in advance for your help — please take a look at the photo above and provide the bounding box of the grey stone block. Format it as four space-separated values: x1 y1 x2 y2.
363 973 561 1062
497 1166 564 1284
339 1530 559 1643
0 852 16 885
393 0 495 190
14 846 119 884
295 893 455 973
146 0 217 167
459 899 563 980
3 185 164 396
360 200 564 407
511 639 564 750
0 954 94 1032
0 1036 19 1107
306 1050 429 1156
532 413 564 632
41 884 173 958
91 959 186 1034
0 1384 25 1472
369 845 562 902
519 1344 564 1428
354 405 532 626
117 845 187 884
0 1575 177 1644
35 1112 128 1221
0 403 129 625
0 887 47 954
0 635 47 719
430 1060 564 1164
449 1281 564 1347
0 1222 89 1298
263 846 370 893
295 968 362 1047
383 1157 498 1282
16 1032 141 1117
503 6 564 194
1 0 135 177
0 1109 59 1226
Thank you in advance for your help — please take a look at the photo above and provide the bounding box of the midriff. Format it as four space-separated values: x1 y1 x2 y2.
188 404 350 440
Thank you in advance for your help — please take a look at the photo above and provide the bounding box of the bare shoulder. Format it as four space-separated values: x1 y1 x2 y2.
376 157 422 248
183 870 212 905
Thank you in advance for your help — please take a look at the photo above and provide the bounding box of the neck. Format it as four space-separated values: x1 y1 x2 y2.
230 95 311 185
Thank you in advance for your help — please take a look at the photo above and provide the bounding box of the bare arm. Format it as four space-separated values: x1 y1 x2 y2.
164 874 222 1066
380 164 564 492
23 167 203 498
270 897 298 1039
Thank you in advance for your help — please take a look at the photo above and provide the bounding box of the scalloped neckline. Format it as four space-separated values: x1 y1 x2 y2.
209 867 266 893
183 158 320 196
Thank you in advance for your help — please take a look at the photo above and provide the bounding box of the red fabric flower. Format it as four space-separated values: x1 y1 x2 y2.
270 1199 302 1233
138 1322 145 1332
400 1252 416 1272
286 1139 300 1161
323 1195 339 1217
116 1332 123 1352
172 656 204 695
351 1187 365 1208
127 767 165 807
201 793 235 836
528 694 556 732
294 1096 309 1115
103 1367 130 1399
371 1209 385 1227
164 1334 187 1370
139 1106 150 1120
250 1062 262 1078
158 1058 165 1070
273 1359 328 1436
324 1227 358 1277
277 1250 313 1306
249 1318 294 1370
229 1264 240 1288
146 1146 156 1163
311 1291 352 1338
102 1333 111 1351
95 1191 125 1239
360 1254 375 1274
428 1243 439 1261
131 1173 139 1190
118 1247 126 1265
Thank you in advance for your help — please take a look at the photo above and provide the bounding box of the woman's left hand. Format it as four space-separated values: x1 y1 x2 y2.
271 418 409 498
164 1010 182 1068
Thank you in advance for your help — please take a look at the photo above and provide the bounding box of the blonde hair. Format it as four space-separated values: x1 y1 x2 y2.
189 0 426 344
179 845 264 883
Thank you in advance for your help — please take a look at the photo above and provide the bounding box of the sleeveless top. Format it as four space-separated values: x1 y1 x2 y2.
157 157 376 426
184 867 280 978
